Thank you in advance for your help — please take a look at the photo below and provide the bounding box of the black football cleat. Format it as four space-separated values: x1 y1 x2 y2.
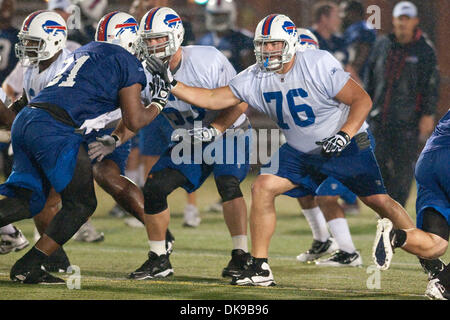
128 251 174 280
10 261 65 285
222 249 252 278
419 258 445 280
230 258 276 287
42 247 71 273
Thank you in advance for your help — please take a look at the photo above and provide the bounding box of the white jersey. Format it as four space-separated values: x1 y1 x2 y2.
229 49 368 154
142 45 247 130
4 40 81 98
0 87 6 103
23 48 73 101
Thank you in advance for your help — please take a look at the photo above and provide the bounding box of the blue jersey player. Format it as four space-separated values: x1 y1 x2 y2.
0 11 165 284
374 109 450 300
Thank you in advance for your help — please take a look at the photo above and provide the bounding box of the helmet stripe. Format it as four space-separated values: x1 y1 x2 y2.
23 10 47 32
97 11 120 41
262 14 277 36
145 7 162 31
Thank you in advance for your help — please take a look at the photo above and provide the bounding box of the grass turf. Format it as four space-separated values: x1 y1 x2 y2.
0 174 448 300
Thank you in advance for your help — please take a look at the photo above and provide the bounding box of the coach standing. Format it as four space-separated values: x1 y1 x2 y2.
364 1 440 207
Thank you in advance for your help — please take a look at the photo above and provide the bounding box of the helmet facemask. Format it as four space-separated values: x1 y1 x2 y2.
254 39 291 73
15 34 52 66
139 31 177 61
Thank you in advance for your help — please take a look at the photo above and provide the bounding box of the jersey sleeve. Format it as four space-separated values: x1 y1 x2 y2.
312 51 350 98
229 67 262 112
213 51 237 88
114 53 147 90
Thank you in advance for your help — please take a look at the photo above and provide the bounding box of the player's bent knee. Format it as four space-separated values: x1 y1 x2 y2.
251 177 276 198
215 175 243 202
143 169 186 215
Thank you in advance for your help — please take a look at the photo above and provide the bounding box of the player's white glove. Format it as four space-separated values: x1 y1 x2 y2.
88 134 121 162
315 131 351 157
188 125 222 144
149 74 170 112
145 55 178 89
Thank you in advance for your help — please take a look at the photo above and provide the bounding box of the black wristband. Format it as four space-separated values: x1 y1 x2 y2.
337 130 351 142
112 134 119 144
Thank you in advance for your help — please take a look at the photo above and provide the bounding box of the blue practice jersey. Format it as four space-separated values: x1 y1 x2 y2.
343 21 376 77
343 21 376 47
422 110 450 153
0 27 19 83
32 41 147 128
196 29 254 73
311 29 349 66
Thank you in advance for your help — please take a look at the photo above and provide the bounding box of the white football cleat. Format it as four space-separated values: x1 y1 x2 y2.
315 250 363 267
183 204 201 228
372 218 394 270
0 226 30 254
296 238 338 262
425 279 449 300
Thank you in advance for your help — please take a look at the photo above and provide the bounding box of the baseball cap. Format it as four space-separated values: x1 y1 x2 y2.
47 0 72 12
393 1 418 18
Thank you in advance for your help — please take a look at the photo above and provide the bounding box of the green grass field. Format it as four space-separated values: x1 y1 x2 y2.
0 174 448 300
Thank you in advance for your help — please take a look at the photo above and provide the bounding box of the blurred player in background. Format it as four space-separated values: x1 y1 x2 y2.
311 1 349 67
340 0 376 84
69 0 108 45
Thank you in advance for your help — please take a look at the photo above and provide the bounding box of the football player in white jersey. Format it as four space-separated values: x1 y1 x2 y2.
90 7 252 280
146 14 415 286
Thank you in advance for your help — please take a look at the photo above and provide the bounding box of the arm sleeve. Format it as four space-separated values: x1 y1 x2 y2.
313 51 350 98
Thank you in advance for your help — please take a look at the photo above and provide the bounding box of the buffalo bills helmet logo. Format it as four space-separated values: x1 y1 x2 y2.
282 21 296 35
115 18 138 37
164 14 182 28
42 20 67 36
299 34 318 47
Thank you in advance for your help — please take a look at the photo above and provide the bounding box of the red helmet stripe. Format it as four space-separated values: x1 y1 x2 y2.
262 14 277 36
97 11 120 41
23 10 47 32
145 7 162 30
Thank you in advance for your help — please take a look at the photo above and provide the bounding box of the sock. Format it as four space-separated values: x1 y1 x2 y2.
149 240 166 256
391 229 407 248
328 218 356 253
302 207 330 242
437 263 450 291
232 235 248 252
0 224 16 235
